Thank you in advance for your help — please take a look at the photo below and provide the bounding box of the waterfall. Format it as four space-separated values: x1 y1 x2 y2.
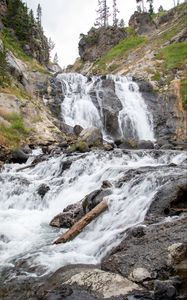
58 73 154 141
0 150 186 275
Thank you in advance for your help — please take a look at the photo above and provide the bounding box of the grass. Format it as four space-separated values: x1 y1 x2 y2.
0 113 30 148
156 41 187 71
1 29 50 74
94 35 146 73
180 73 187 110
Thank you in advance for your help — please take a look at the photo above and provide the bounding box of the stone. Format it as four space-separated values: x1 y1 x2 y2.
103 143 114 151
137 140 154 149
168 243 187 265
129 267 152 283
154 280 176 300
129 12 157 35
64 268 141 298
10 149 29 164
101 180 112 189
73 125 83 136
79 127 103 147
82 189 111 214
50 202 84 228
37 184 50 198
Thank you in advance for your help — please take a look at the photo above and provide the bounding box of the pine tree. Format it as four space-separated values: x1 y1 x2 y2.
36 4 42 26
53 52 58 64
158 5 164 12
94 0 110 28
147 0 154 14
119 19 125 28
136 0 145 12
113 0 120 27
48 37 55 56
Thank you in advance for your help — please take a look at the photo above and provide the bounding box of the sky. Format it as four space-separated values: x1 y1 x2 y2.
25 0 183 67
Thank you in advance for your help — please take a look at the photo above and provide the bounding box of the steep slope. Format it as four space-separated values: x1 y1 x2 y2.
70 3 187 142
0 0 63 163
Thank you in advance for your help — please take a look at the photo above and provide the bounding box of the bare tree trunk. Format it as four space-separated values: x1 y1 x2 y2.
53 200 108 244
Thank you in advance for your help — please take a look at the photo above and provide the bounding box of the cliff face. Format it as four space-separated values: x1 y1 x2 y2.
71 3 187 143
0 1 64 163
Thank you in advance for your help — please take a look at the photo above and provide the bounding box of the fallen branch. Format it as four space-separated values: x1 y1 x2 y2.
53 200 108 244
16 162 38 172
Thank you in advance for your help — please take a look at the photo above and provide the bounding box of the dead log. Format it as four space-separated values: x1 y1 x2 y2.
16 162 38 172
53 200 108 244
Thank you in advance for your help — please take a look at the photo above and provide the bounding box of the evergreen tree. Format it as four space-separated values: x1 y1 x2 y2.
113 0 120 27
119 19 125 28
48 37 55 55
158 5 164 12
53 52 58 64
94 0 110 28
147 0 154 14
36 3 42 26
136 0 145 12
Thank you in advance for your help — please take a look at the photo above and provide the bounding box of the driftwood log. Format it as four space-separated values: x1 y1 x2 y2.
53 200 108 244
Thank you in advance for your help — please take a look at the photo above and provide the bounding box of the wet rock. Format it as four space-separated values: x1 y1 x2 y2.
73 125 83 136
82 189 111 214
137 140 154 150
160 143 174 150
50 202 84 228
103 143 114 151
10 149 29 164
154 280 176 300
101 180 112 189
37 184 50 198
147 177 187 218
79 127 103 147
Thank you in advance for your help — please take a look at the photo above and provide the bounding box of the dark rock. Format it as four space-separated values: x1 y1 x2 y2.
58 141 69 149
129 12 157 35
82 189 112 214
101 217 187 282
79 26 127 62
37 184 50 198
73 125 83 136
137 140 154 149
147 177 187 218
10 149 29 164
103 143 114 151
101 180 112 189
160 143 174 150
154 280 176 300
50 201 84 228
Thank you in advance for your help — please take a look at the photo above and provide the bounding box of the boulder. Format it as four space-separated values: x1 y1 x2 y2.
82 189 112 214
137 140 154 149
129 12 157 35
129 267 152 283
37 265 141 300
79 127 103 147
154 280 176 300
10 149 29 164
37 184 50 198
73 125 83 136
50 201 84 228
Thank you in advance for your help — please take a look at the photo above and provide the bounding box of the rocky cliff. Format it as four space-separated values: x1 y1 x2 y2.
70 3 187 143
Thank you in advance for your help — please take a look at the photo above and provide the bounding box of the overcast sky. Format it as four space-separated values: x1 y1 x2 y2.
25 0 183 67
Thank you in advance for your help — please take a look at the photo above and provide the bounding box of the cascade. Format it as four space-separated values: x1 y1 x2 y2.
0 150 186 275
59 73 154 141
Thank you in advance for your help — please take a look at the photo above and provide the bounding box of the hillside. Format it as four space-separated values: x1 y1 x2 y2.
71 3 187 114
0 0 63 163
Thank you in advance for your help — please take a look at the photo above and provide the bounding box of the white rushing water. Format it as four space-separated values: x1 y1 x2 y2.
59 73 154 141
0 150 186 276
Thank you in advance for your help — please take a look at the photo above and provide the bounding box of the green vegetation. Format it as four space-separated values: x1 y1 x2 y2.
94 35 146 73
0 113 30 148
1 29 49 74
69 141 89 153
180 74 187 110
151 72 161 82
0 48 9 86
157 42 187 71
3 0 34 43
